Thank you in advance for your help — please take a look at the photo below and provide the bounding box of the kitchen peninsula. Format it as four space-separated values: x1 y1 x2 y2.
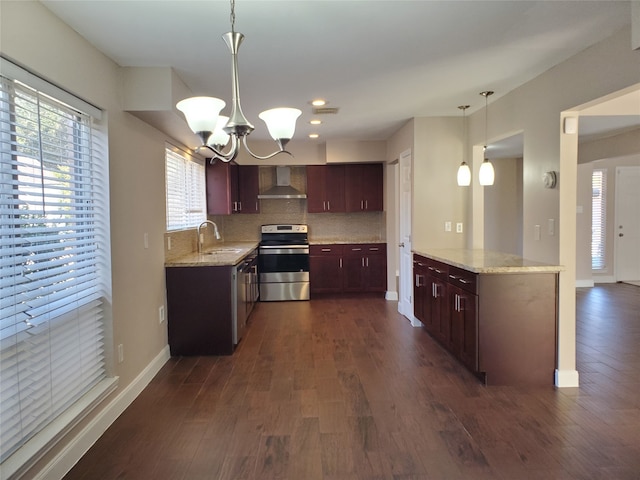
413 249 562 386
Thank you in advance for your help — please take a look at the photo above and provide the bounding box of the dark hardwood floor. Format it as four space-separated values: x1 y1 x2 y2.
64 284 640 480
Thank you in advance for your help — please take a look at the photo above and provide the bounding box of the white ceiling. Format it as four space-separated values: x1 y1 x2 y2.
41 0 635 144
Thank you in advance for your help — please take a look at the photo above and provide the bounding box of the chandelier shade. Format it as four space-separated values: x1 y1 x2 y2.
208 115 231 148
176 96 226 145
259 108 302 146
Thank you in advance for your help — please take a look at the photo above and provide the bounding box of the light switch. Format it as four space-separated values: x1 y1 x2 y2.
456 223 463 233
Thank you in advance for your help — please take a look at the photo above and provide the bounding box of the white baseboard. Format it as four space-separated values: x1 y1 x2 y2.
555 369 580 388
575 280 594 288
593 275 616 284
34 345 171 480
410 317 422 327
385 291 398 301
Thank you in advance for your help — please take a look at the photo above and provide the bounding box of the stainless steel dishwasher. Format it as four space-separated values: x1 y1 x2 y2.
233 262 246 345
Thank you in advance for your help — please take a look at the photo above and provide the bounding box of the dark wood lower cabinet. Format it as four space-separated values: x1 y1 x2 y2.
165 266 234 356
413 253 557 386
310 243 387 296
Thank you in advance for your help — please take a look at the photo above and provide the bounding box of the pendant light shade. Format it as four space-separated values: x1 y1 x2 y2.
479 159 495 186
456 105 471 186
479 90 495 186
457 162 472 186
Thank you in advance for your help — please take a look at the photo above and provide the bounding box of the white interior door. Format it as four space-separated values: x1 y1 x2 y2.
398 149 418 324
615 166 640 282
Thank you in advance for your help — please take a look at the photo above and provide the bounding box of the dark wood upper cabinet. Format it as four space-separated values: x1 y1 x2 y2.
306 164 345 213
345 163 383 212
206 162 259 215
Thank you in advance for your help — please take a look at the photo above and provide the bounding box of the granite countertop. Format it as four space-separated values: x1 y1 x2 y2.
309 239 385 245
165 241 259 267
413 248 563 274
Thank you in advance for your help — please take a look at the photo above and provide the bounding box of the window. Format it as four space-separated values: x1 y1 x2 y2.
0 68 111 474
165 147 206 230
592 168 607 270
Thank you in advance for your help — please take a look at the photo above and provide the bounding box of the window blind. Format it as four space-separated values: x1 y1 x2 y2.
165 147 206 230
0 72 109 467
591 169 607 270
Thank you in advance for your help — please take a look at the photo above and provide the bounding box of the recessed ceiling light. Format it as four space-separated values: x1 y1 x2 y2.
311 99 326 107
309 119 322 125
308 133 319 139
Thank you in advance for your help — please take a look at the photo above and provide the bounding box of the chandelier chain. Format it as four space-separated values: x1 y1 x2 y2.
230 0 236 33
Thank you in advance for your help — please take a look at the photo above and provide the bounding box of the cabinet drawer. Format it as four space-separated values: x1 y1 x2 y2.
345 243 386 255
310 244 344 255
423 257 449 280
448 265 478 294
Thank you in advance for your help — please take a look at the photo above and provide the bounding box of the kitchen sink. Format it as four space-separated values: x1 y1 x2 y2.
202 248 243 255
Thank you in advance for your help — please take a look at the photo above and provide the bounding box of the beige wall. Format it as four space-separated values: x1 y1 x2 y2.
484 157 523 255
1 2 171 475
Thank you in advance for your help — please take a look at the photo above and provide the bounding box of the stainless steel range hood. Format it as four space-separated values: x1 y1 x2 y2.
257 166 307 199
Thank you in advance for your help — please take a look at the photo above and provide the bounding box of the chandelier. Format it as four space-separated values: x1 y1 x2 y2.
176 0 301 162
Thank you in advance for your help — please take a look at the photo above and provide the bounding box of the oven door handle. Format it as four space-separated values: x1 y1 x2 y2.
259 246 310 255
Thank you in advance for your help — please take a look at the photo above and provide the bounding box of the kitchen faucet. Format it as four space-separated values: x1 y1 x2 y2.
197 220 221 253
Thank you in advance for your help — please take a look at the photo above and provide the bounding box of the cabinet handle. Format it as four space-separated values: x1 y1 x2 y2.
340 258 343 268
366 257 369 267
449 274 458 280
458 294 465 312
434 268 443 274
327 200 331 211
369 247 379 251
352 248 362 251
459 279 469 284
361 200 364 210
455 294 459 311
427 266 435 271
362 257 365 267
321 248 331 252
415 274 424 287
365 200 368 210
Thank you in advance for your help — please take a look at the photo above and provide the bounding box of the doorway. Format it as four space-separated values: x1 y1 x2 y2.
615 166 640 282
397 149 416 324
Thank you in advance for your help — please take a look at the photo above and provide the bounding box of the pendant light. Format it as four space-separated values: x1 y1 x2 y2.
456 105 471 186
479 90 495 186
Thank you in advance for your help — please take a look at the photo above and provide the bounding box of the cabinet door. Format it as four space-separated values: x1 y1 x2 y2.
363 244 386 292
306 165 345 213
310 245 344 294
450 285 478 372
413 257 428 323
237 165 260 214
345 163 383 212
342 245 365 292
206 161 233 215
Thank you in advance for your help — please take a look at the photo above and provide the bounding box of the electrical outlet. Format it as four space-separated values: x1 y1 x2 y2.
445 221 452 232
159 305 165 324
456 223 463 233
117 344 124 363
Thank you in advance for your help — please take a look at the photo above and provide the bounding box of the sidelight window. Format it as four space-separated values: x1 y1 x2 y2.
591 168 607 270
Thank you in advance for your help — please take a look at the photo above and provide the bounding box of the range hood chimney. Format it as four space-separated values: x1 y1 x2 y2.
257 166 307 199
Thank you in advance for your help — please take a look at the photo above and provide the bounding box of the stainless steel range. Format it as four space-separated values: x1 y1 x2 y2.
259 224 310 301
